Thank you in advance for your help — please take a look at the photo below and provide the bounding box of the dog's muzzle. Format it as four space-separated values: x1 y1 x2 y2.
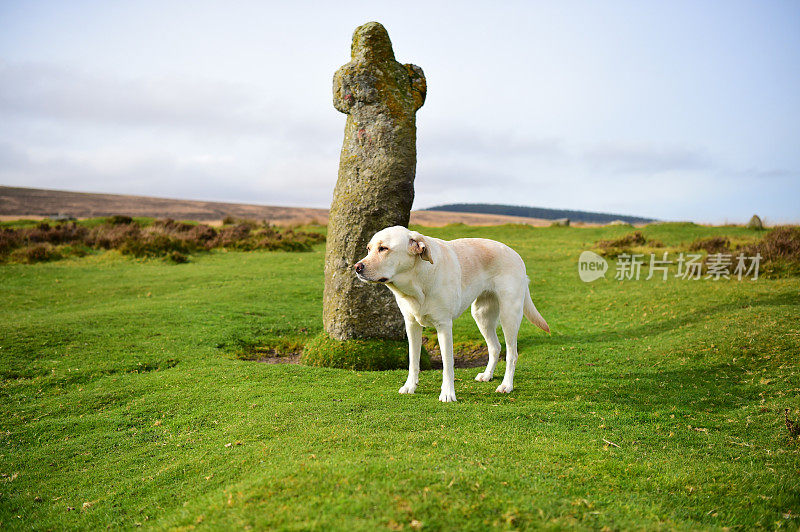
354 262 388 283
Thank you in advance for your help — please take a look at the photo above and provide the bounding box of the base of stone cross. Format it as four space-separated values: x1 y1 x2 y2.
301 333 431 371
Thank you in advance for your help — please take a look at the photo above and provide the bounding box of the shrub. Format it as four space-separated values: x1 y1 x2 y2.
595 231 662 257
60 244 91 258
108 215 134 225
188 224 216 245
26 222 89 245
679 227 800 277
752 226 800 262
212 223 254 250
689 236 731 254
10 243 62 263
119 234 191 258
88 223 142 249
258 237 311 252
153 218 195 233
0 228 23 256
597 231 647 249
168 251 189 264
0 217 326 263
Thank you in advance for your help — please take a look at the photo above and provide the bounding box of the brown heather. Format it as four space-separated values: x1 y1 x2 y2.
0 217 325 263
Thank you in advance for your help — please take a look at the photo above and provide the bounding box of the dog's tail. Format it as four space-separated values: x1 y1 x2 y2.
523 283 550 333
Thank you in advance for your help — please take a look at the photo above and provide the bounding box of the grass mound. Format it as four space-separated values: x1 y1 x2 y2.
301 333 431 371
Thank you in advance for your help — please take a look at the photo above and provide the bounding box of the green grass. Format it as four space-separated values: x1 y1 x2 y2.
1 224 798 530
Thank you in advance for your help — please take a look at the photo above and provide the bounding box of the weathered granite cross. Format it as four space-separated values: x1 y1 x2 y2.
323 21 426 341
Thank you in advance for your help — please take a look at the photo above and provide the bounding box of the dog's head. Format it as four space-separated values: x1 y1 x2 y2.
354 226 433 284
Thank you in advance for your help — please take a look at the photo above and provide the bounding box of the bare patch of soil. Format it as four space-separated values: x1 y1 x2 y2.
236 343 303 364
254 352 302 364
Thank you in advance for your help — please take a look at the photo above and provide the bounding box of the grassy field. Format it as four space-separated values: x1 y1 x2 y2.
1 223 798 530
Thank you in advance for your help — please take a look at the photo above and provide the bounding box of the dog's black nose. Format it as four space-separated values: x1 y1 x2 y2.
355 262 364 274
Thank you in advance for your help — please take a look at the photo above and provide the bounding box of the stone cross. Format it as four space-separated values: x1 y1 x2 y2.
324 22 426 340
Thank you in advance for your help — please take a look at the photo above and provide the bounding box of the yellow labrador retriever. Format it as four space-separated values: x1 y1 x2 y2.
355 226 549 402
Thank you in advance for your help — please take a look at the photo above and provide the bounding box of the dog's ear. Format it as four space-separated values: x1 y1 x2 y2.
408 233 433 264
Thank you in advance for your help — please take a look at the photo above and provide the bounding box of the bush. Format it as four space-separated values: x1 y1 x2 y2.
88 223 141 249
301 333 430 371
108 215 134 225
0 217 326 263
168 251 189 264
26 222 89 245
212 223 254 250
598 231 647 248
689 236 731 254
153 218 195 233
60 244 91 258
748 226 800 262
0 228 23 256
10 243 62 263
258 237 311 252
736 226 800 277
188 224 216 246
595 231 663 257
119 234 191 258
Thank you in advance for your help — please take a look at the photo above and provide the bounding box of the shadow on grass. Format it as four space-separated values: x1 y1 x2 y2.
577 363 760 412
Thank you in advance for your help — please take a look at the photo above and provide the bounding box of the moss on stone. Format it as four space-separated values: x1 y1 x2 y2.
301 333 431 371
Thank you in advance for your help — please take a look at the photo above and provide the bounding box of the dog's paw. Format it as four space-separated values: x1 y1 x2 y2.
495 382 513 393
439 390 457 402
475 371 493 382
398 383 417 394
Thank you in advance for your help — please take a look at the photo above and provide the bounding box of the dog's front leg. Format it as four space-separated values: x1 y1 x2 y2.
399 319 422 394
436 321 457 402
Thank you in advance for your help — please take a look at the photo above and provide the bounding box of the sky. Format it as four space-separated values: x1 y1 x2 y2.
1 1 798 223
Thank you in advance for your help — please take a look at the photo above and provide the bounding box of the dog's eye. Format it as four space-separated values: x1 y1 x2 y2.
378 246 388 252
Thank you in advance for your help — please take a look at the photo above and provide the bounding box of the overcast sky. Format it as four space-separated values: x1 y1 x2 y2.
1 1 798 223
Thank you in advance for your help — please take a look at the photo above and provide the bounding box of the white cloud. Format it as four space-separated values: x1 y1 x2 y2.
582 143 713 175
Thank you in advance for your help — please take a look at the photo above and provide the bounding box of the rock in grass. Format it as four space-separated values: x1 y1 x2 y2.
323 22 426 341
747 214 764 230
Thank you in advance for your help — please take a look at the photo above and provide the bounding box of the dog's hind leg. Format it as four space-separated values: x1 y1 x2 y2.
472 293 501 382
496 296 524 393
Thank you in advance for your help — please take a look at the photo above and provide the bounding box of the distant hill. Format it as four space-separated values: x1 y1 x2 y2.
0 186 555 227
425 203 656 224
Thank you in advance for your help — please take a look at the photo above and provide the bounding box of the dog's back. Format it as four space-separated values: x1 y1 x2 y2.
448 237 526 285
